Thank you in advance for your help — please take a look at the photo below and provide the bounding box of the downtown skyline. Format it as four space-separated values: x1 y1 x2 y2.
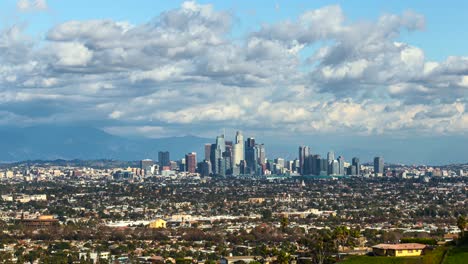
0 1 466 164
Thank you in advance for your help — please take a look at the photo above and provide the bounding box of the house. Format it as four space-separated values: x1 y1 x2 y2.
149 218 166 229
19 215 59 228
220 256 262 264
372 243 426 257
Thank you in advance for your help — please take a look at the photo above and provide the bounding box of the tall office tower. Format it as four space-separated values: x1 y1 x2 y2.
329 160 339 175
210 143 217 173
198 160 211 176
233 131 245 165
305 155 314 175
245 138 257 173
239 160 247 175
245 145 258 174
327 151 335 164
352 157 360 175
337 156 345 175
217 158 226 177
224 145 233 174
257 144 266 165
216 135 226 153
275 158 285 168
140 159 154 176
158 151 170 168
204 144 212 161
320 159 328 175
210 135 226 175
299 146 310 175
312 155 321 175
246 137 255 148
374 156 384 175
185 152 197 173
179 158 186 172
170 161 178 170
347 166 357 176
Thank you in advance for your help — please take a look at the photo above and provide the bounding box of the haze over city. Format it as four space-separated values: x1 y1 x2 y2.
0 0 467 164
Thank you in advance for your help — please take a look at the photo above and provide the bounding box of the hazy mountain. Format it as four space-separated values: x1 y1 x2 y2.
0 126 210 162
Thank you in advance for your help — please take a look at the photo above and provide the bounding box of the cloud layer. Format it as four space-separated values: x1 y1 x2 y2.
1 1 467 138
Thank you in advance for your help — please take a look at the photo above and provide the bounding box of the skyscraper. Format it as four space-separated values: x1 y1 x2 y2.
185 152 197 173
245 137 257 174
312 155 321 175
204 144 212 161
158 151 170 168
337 156 345 175
299 146 310 175
212 135 226 175
329 160 339 175
246 137 255 148
257 144 266 165
140 159 154 176
327 151 335 164
374 156 384 175
198 160 211 176
233 131 245 165
352 157 360 175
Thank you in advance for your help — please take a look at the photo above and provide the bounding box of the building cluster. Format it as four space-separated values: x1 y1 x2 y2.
129 131 383 178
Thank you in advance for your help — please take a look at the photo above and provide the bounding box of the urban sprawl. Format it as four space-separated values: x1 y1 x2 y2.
0 131 467 264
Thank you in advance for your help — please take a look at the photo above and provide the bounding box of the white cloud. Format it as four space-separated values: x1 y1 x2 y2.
17 0 48 12
53 42 93 66
0 1 466 138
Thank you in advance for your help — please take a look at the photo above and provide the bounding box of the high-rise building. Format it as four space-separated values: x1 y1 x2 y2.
327 151 335 164
210 143 217 173
246 137 255 148
185 152 197 173
245 138 257 174
140 159 154 176
312 155 321 175
352 157 360 175
158 151 170 168
299 146 310 175
329 160 339 175
233 131 245 165
204 144 212 161
224 144 233 175
217 158 226 177
198 160 211 176
275 158 285 168
257 144 266 165
179 158 186 172
374 156 384 175
211 135 226 175
320 159 328 175
337 156 345 175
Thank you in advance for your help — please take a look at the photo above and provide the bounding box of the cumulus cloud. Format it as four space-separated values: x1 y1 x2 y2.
0 1 466 138
17 0 47 12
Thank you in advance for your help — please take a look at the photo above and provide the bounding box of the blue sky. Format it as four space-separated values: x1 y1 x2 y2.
3 0 467 61
0 0 467 164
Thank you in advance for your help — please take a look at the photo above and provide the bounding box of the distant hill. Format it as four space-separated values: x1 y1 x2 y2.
0 125 210 162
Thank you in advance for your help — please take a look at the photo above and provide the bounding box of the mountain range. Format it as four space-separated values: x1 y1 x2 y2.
0 126 209 162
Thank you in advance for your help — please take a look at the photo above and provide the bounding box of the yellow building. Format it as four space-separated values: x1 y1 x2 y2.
372 243 426 257
149 218 166 229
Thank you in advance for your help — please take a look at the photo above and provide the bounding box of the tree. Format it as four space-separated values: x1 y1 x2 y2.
262 209 272 221
332 226 352 260
280 216 289 232
457 215 466 241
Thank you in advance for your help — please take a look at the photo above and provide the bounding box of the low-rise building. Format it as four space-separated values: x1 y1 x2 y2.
149 218 166 229
372 243 426 257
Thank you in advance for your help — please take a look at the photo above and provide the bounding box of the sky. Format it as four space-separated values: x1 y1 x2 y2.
0 0 467 164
